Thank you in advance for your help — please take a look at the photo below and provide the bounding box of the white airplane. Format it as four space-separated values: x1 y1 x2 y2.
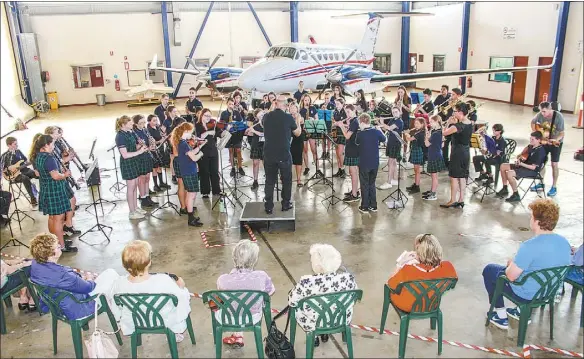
124 79 175 100
154 12 557 104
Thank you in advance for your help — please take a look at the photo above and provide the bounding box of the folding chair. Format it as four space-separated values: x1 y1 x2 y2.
473 138 516 202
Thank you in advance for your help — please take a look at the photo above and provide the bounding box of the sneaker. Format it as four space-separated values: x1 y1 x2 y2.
238 167 245 176
405 183 417 191
378 182 392 190
358 206 369 213
496 187 509 198
505 193 521 203
64 226 81 235
547 186 557 197
506 308 531 324
487 312 509 330
423 192 437 201
530 183 544 192
188 218 204 227
339 169 347 178
303 168 310 176
230 168 236 177
391 180 399 186
333 169 343 178
343 194 360 203
407 185 420 194
368 206 378 212
63 226 73 237
135 207 147 214
179 208 188 215
129 211 146 220
171 175 178 184
422 190 431 196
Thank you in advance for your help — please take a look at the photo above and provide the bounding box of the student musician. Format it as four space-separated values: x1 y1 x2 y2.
473 124 506 186
185 87 204 123
155 94 170 125
162 105 183 184
247 109 265 190
367 99 381 120
354 89 368 114
377 106 404 190
394 85 412 130
497 132 546 203
258 94 271 110
433 84 450 115
321 91 336 111
467 100 478 125
174 122 205 227
404 118 426 194
132 115 157 208
332 98 348 178
300 94 318 176
233 91 249 119
293 81 308 103
147 115 171 191
194 108 226 198
414 88 435 116
331 85 344 104
441 87 463 167
356 113 386 213
267 92 277 111
288 102 306 187
220 97 246 177
30 134 78 252
339 104 360 203
319 91 335 160
115 116 149 220
170 117 187 214
1 137 38 206
423 115 446 201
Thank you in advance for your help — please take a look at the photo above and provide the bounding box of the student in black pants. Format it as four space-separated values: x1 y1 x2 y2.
194 109 225 198
0 188 12 226
473 124 506 186
355 113 386 213
1 137 38 206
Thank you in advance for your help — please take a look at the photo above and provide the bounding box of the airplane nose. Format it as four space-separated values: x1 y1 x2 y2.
238 69 256 90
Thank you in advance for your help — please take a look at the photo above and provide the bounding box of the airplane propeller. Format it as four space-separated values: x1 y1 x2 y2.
191 54 224 91
309 48 357 99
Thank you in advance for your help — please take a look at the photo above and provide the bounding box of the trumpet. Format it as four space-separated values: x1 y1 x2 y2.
468 101 485 115
436 94 467 116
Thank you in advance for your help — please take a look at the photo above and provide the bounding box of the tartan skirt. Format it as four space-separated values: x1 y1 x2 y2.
151 147 164 168
409 146 424 165
343 156 359 166
250 146 264 160
426 159 446 173
386 145 402 160
172 158 182 179
138 153 154 176
182 174 199 193
39 179 72 216
335 133 346 145
120 157 141 180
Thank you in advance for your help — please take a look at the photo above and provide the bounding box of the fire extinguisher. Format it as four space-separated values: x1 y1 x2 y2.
467 77 472 89
115 79 120 91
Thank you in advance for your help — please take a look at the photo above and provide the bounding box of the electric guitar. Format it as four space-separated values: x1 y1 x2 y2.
2 160 32 181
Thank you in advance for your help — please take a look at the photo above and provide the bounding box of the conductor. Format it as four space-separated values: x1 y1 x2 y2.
263 95 301 214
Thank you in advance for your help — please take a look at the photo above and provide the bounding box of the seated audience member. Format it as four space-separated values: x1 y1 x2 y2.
30 233 119 319
216 240 275 347
482 199 571 329
473 124 506 186
288 244 357 347
1 258 36 311
388 234 457 312
110 240 192 342
567 244 583 285
496 131 546 203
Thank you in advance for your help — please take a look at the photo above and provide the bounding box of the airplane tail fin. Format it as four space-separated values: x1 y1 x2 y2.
357 13 381 63
150 54 158 69
186 57 200 72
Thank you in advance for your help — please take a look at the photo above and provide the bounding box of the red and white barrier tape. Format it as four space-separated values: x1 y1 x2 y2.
4 252 581 359
243 224 257 242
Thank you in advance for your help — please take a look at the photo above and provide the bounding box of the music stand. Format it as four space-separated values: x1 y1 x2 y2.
212 137 237 211
305 119 330 185
105 145 126 193
88 138 97 161
150 166 180 218
319 133 344 209
384 130 408 210
1 205 29 250
79 159 112 245
216 132 250 209
7 180 35 230
82 159 117 216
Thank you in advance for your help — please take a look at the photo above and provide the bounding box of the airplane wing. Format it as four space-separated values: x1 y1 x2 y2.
370 50 556 84
150 54 200 76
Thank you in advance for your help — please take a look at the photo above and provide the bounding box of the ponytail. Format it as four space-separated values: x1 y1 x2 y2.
132 114 143 129
115 115 131 132
29 134 53 164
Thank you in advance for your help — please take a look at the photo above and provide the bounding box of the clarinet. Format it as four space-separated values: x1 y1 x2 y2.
59 138 88 171
54 152 80 190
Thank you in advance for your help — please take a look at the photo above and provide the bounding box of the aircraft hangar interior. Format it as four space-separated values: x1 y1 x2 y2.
0 1 583 358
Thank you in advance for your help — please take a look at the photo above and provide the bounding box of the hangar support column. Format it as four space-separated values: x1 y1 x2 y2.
549 1 570 103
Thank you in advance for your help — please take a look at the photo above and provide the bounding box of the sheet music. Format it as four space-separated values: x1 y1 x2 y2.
217 132 232 151
85 158 99 178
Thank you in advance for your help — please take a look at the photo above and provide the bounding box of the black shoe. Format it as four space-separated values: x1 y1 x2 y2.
282 202 293 211
160 182 171 189
407 185 420 194
496 187 509 198
202 194 210 199
406 183 416 191
251 180 259 190
74 205 80 211
422 190 431 196
265 208 273 215
368 206 378 212
476 173 488 181
30 198 38 206
343 194 360 203
314 336 320 347
505 193 521 203
62 244 78 253
440 202 458 208
18 303 29 311
230 168 236 177
238 167 245 176
303 168 310 176
64 225 81 235
320 334 329 343
315 170 325 178
149 189 156 195
153 185 162 192
332 169 343 177
358 206 369 213
455 202 465 208
141 197 157 207
339 169 347 178
188 217 204 227
27 303 37 312
171 175 178 184
179 208 188 215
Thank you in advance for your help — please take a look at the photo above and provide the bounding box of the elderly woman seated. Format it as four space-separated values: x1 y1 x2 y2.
30 233 119 320
288 243 357 347
110 240 192 342
388 234 457 313
1 258 36 311
216 239 275 347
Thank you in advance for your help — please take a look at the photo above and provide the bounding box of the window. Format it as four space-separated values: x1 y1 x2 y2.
146 60 165 83
127 70 147 86
317 54 322 61
373 54 391 73
324 54 329 61
276 47 296 59
341 53 345 60
72 65 104 88
433 55 445 72
194 58 210 68
266 47 278 57
334 53 339 61
488 56 513 83
298 50 308 61
240 56 262 69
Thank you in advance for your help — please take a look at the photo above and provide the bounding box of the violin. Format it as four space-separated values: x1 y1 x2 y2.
205 119 228 131
518 146 529 162
188 136 206 148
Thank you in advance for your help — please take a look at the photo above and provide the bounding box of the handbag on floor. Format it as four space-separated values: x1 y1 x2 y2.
84 296 119 358
264 306 295 359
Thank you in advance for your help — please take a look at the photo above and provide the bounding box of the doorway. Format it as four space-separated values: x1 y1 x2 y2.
534 57 553 105
510 56 528 105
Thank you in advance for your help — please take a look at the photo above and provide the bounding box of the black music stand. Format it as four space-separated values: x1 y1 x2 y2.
213 136 237 211
222 139 250 208
79 159 112 245
82 159 117 216
320 133 343 209
384 131 409 210
105 145 126 193
151 167 180 218
7 180 35 230
305 119 327 183
1 206 29 250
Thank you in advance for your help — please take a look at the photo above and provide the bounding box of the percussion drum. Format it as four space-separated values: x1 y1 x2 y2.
377 99 393 116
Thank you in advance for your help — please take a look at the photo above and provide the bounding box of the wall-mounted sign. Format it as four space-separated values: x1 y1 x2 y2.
503 27 517 40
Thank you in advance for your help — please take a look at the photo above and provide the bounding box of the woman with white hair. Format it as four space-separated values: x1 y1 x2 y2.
217 240 275 348
288 243 357 347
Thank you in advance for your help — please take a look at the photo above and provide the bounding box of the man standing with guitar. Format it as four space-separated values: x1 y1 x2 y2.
530 102 565 197
1 137 38 206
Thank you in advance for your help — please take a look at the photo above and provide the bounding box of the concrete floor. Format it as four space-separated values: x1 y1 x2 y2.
1 94 582 358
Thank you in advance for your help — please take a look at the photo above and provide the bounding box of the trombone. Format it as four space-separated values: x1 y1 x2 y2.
436 94 467 116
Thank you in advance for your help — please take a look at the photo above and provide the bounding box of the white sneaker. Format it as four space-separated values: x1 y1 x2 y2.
378 182 392 190
391 180 399 186
129 211 145 220
135 207 147 214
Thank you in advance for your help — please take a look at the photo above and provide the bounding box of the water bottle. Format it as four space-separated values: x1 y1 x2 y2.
219 200 226 213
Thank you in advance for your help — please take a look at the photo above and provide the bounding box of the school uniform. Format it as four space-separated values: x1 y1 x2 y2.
473 135 506 175
115 130 143 180
293 90 308 103
249 123 265 160
234 101 248 119
148 125 165 168
333 108 347 145
396 96 412 129
300 106 317 140
426 130 446 173
356 127 386 209
512 145 546 179
186 98 203 114
35 152 72 216
134 128 154 174
343 117 360 166
290 120 305 166
177 139 199 193
194 123 222 195
154 104 169 125
385 118 404 160
420 101 435 115
408 130 425 165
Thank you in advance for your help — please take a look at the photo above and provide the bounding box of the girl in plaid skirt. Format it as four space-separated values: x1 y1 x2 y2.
404 118 426 194
247 109 265 190
377 106 404 190
30 134 77 252
423 115 446 201
147 114 171 192
115 116 148 220
132 115 158 209
174 122 205 227
332 98 348 178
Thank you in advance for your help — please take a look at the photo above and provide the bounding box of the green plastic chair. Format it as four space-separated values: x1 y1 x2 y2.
289 289 363 359
379 278 458 358
202 290 273 359
113 293 196 359
30 280 123 358
563 265 583 328
485 265 570 346
1 269 39 334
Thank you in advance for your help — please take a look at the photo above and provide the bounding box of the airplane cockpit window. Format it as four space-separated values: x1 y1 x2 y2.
277 47 297 59
266 47 277 58
294 52 300 60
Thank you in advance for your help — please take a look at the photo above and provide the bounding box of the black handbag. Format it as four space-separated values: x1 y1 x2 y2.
264 306 295 359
